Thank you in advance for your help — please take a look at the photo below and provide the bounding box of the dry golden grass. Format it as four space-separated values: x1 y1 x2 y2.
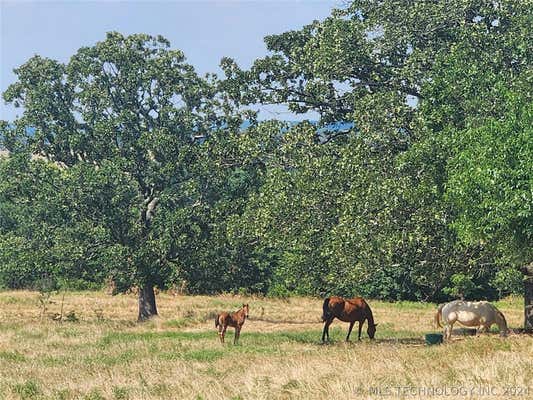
0 291 531 400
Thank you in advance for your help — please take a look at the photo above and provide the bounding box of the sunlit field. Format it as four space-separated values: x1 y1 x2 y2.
0 291 531 400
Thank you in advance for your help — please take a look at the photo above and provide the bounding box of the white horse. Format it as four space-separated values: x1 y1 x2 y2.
435 300 508 340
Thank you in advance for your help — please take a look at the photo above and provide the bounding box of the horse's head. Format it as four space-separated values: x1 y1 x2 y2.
242 304 249 318
367 323 378 339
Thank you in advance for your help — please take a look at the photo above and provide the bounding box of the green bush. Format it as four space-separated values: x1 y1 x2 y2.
443 273 478 300
491 267 523 297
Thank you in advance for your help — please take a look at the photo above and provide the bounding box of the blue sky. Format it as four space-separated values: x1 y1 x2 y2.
1 0 342 121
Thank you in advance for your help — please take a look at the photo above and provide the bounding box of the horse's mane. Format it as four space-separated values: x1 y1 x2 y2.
365 302 375 325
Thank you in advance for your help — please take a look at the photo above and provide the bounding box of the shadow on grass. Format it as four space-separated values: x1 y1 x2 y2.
318 335 426 346
373 337 425 346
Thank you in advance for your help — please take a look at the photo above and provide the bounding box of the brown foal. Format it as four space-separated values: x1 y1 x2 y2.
215 304 249 344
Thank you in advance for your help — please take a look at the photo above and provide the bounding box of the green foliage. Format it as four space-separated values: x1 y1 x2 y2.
221 0 531 300
0 33 255 315
491 268 524 297
1 2 531 303
443 273 479 300
445 99 533 264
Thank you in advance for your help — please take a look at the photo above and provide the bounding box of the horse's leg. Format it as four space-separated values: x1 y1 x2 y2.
234 326 240 345
322 318 333 342
444 312 457 341
445 323 453 340
321 320 328 342
346 321 355 342
326 318 334 341
479 324 489 334
357 320 363 341
221 325 227 343
218 324 223 343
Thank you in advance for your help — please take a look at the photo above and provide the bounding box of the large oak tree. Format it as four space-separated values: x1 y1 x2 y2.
1 32 243 320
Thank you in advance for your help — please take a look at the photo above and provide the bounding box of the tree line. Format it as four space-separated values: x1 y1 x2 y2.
0 0 531 320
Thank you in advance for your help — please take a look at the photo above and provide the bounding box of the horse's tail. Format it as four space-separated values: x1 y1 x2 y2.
322 298 332 321
434 303 445 328
215 314 220 328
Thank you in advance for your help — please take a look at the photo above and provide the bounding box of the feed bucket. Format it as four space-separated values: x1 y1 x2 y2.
425 333 443 345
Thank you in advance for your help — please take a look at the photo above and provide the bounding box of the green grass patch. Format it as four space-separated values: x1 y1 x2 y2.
201 365 227 378
375 326 420 339
112 386 130 400
182 349 225 362
86 349 137 367
100 327 404 349
83 388 106 400
57 327 81 338
278 329 325 344
52 388 74 400
100 330 214 346
493 296 523 309
0 295 36 305
11 379 41 400
209 299 242 307
39 355 73 367
386 301 436 310
0 296 22 305
0 350 26 362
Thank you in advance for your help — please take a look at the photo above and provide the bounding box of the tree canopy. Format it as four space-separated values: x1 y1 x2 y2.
1 1 531 318
1 32 250 319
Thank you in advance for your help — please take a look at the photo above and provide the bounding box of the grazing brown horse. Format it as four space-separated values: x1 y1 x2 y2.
215 304 249 344
321 296 377 342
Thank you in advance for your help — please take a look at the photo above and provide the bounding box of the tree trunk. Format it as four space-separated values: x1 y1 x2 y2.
521 264 533 332
524 274 533 333
138 284 158 322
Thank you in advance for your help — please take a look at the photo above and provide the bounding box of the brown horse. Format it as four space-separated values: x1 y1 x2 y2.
321 296 377 342
215 304 249 344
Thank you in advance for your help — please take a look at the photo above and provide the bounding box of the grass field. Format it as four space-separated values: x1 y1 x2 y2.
0 291 531 400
